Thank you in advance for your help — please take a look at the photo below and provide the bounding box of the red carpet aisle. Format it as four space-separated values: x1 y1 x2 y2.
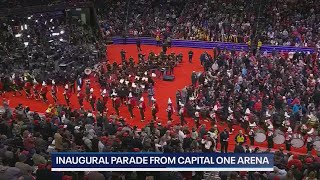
3 44 314 155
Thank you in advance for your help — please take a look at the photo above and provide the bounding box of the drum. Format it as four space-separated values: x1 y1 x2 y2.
313 136 320 150
273 129 285 144
84 68 92 75
163 75 175 81
254 129 266 143
291 133 305 148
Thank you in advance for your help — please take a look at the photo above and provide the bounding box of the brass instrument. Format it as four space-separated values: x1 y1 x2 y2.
84 68 92 75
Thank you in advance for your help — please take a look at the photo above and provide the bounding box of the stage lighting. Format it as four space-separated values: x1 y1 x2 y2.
27 35 30 38
60 30 64 34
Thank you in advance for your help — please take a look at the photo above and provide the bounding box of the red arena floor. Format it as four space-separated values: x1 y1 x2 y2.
3 44 316 155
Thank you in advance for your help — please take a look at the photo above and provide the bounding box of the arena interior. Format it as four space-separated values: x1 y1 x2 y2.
0 0 320 179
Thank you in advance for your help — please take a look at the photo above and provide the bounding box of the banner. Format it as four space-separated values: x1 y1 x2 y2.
51 152 274 171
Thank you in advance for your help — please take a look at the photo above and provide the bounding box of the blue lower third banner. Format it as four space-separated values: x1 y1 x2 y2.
51 152 274 171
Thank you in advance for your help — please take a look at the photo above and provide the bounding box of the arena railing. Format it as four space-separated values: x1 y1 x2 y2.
111 37 315 53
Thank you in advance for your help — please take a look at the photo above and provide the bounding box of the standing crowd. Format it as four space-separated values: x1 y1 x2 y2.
98 0 320 48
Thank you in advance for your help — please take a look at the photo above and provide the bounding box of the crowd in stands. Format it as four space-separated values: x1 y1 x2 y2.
96 0 320 48
0 11 103 86
258 0 320 47
172 0 253 43
0 0 90 9
97 0 185 38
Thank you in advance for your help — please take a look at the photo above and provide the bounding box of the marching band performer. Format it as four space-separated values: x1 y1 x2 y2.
111 90 117 108
151 97 159 120
51 80 58 103
40 81 48 103
243 108 251 130
166 98 174 121
65 88 72 106
282 112 291 129
227 106 234 134
85 80 91 101
112 92 121 116
127 92 135 119
248 127 256 146
179 103 187 125
11 74 22 97
33 79 41 100
24 80 32 99
63 84 71 106
101 89 108 107
248 116 257 145
76 75 83 89
249 118 257 129
265 107 272 119
77 86 85 107
300 124 308 136
211 125 219 149
89 88 96 111
195 106 201 128
138 97 146 121
209 108 217 125
285 127 293 151
213 100 222 119
306 126 315 152
307 112 318 128
69 79 75 93
267 122 274 148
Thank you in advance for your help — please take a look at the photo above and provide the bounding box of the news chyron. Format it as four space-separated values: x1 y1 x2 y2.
51 152 274 171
